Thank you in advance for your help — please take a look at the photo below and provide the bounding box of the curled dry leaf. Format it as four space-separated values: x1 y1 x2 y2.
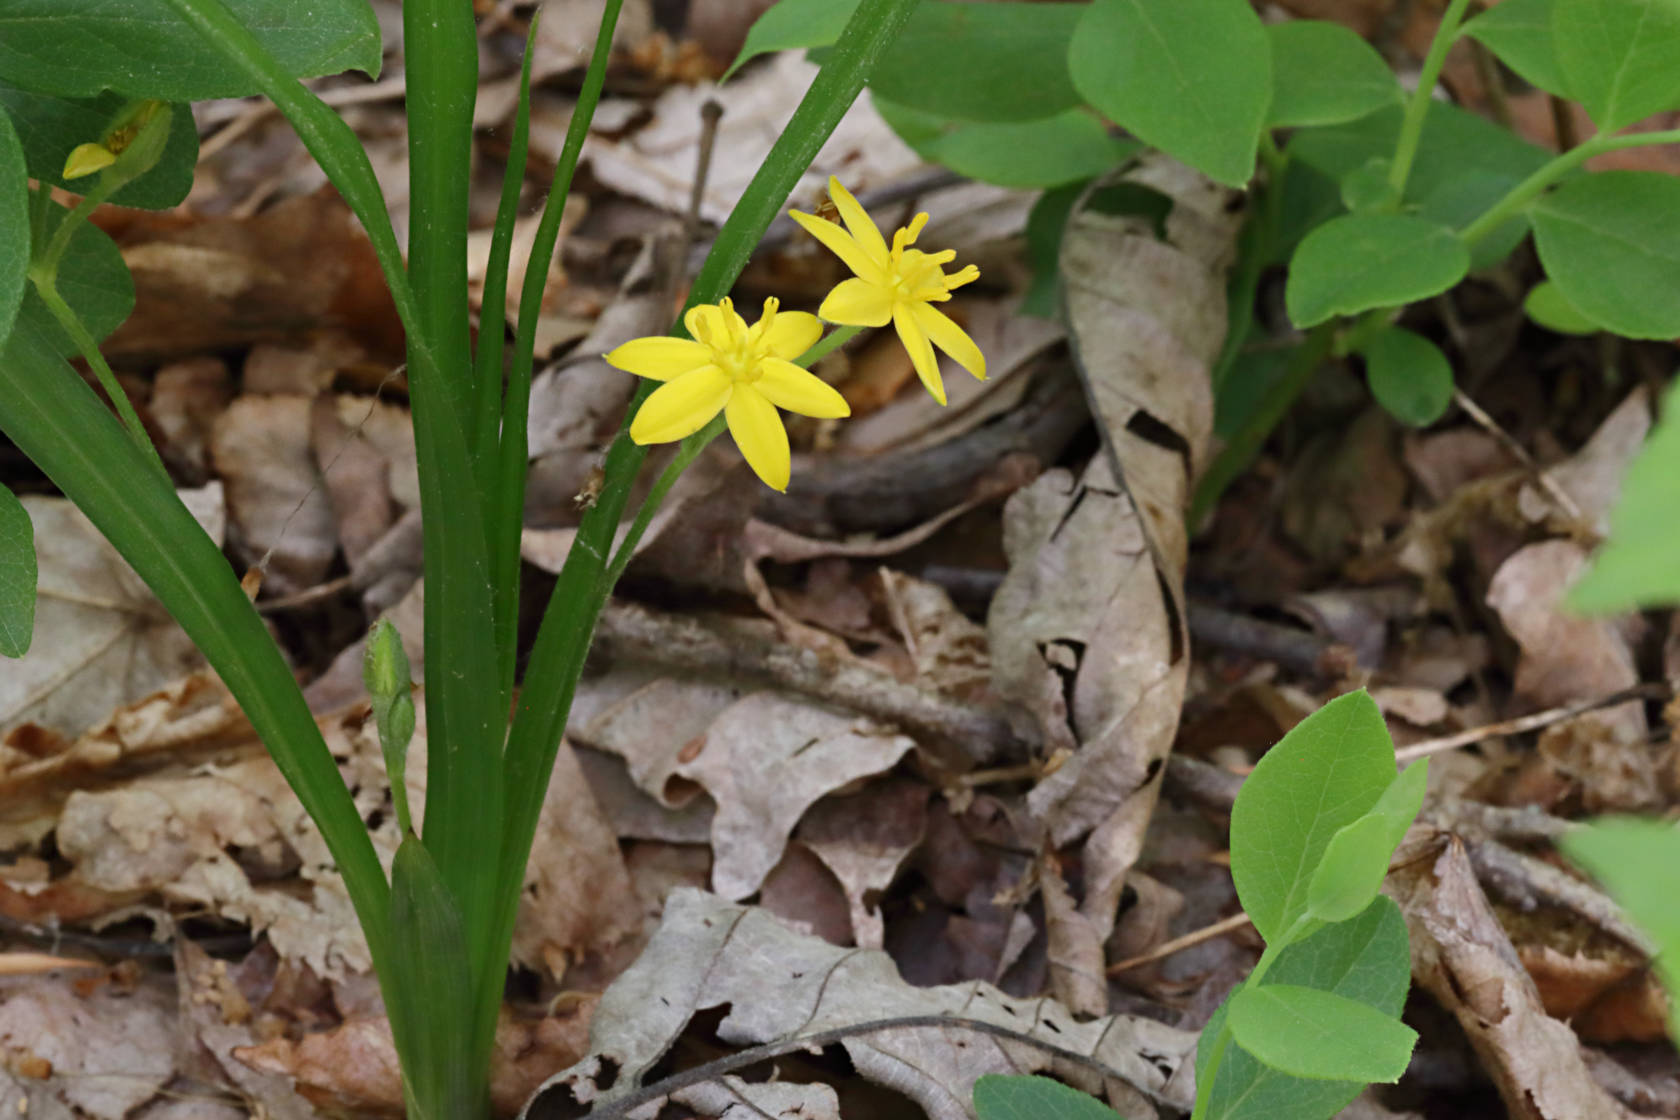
525 888 1197 1120
1388 831 1631 1120
0 487 223 744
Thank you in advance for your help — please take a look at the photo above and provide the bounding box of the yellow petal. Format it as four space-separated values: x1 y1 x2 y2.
911 302 986 381
62 142 116 180
630 365 732 444
817 278 893 327
603 336 713 381
755 358 851 419
893 305 946 405
790 210 886 285
826 176 892 264
726 387 792 491
684 303 728 346
760 309 823 360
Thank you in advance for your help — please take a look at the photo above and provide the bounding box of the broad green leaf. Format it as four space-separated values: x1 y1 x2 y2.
1416 169 1535 271
973 1075 1123 1120
25 202 135 355
1269 160 1343 265
0 0 381 100
0 85 197 210
0 482 35 658
1285 214 1468 327
1359 326 1453 427
1227 984 1417 1083
1230 690 1397 943
1308 761 1428 923
1197 897 1412 1120
874 96 1136 190
0 109 25 347
1463 0 1571 97
1068 0 1271 187
1569 380 1680 611
1553 0 1680 131
873 2 1085 122
387 837 477 1120
1561 818 1680 1041
732 1 1084 120
1523 279 1599 335
1533 171 1680 340
1266 21 1400 128
725 0 857 80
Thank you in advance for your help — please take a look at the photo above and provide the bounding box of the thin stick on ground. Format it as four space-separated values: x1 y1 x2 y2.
1107 911 1254 976
1393 682 1669 763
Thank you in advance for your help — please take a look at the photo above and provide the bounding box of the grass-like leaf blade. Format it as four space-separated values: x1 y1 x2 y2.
0 482 34 658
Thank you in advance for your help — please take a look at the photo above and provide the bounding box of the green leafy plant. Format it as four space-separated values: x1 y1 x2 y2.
737 0 1680 521
974 692 1426 1120
0 0 931 1115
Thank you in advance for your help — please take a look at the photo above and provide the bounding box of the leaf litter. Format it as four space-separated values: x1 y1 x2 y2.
9 2 1680 1117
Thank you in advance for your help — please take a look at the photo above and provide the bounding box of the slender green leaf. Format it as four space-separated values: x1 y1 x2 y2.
1463 0 1571 98
872 2 1085 122
25 200 135 354
0 85 197 210
1230 690 1397 942
1228 984 1417 1082
387 837 476 1120
1022 182 1084 319
873 96 1136 190
725 0 857 80
1569 380 1680 611
0 482 34 658
1197 898 1411 1120
1266 21 1400 128
1308 761 1428 923
1560 817 1680 1041
1523 279 1599 335
0 109 25 347
1533 171 1680 340
1286 214 1468 327
1553 0 1680 131
0 0 381 100
973 1075 1122 1120
1359 326 1453 427
1069 0 1270 187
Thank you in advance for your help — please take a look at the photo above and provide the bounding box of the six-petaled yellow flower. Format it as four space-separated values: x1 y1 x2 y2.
791 176 984 405
606 297 850 491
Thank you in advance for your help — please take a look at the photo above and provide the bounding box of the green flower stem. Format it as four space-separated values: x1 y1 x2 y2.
1191 322 1336 525
1388 0 1474 199
1458 127 1680 247
598 324 860 591
1190 916 1313 1119
28 279 165 473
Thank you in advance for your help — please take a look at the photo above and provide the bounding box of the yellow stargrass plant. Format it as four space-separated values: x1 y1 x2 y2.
606 297 850 491
791 176 984 405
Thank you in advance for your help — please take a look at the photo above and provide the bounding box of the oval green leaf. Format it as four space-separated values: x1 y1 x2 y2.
0 108 26 348
974 1075 1123 1120
1230 690 1398 943
1360 326 1453 427
0 483 36 658
725 0 857 80
1227 984 1417 1083
1523 279 1599 335
874 96 1136 190
1069 0 1271 187
1569 380 1680 612
0 0 382 100
1198 897 1412 1120
1286 213 1468 327
873 2 1085 122
0 85 197 210
1463 0 1571 98
1307 760 1428 923
1266 20 1400 128
1553 0 1680 131
1533 171 1680 340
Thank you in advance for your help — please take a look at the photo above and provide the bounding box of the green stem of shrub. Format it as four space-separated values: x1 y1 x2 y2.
1388 0 1475 200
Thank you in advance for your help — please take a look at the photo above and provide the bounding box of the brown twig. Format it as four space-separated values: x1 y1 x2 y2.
1107 911 1253 975
1452 387 1587 527
1393 682 1669 763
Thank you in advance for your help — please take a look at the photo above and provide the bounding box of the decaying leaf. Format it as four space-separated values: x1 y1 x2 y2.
0 974 179 1119
526 888 1197 1120
0 488 223 744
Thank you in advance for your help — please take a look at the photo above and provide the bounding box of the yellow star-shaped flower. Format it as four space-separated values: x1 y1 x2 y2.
790 176 984 406
605 297 850 491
